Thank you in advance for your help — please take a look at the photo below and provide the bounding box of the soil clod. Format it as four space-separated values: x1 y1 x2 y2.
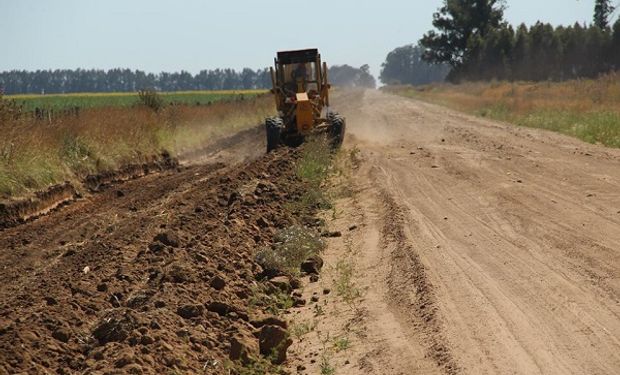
259 324 293 364
301 255 324 275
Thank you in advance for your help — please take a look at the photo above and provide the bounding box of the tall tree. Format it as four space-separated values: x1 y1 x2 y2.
380 45 450 85
594 0 616 29
329 65 377 88
613 18 620 68
420 0 507 69
357 65 377 88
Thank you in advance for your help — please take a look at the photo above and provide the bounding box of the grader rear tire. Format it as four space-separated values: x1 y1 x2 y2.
328 113 346 147
265 117 283 153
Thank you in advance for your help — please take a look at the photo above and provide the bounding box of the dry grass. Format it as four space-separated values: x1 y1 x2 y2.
0 95 273 198
386 73 620 148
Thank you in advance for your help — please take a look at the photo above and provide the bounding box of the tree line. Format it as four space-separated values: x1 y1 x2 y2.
381 0 620 84
0 64 377 95
0 68 272 95
453 21 620 81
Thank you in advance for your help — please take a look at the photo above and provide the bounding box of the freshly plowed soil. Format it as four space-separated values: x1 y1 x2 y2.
0 144 313 374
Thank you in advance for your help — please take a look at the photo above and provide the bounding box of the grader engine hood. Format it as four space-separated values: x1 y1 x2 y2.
295 93 314 134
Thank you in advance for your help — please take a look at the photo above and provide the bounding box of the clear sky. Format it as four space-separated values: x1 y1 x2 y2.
0 0 608 78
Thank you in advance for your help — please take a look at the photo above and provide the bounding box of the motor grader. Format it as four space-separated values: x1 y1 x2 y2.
265 48 346 152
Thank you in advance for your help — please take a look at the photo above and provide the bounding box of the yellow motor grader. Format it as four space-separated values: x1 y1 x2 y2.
265 48 346 152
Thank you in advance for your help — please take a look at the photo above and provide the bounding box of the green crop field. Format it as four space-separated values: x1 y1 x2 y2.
6 89 268 111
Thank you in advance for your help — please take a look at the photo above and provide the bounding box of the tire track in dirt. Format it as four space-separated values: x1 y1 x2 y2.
377 181 459 374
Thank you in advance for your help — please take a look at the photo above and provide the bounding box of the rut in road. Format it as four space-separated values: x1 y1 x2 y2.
291 89 620 375
379 185 458 374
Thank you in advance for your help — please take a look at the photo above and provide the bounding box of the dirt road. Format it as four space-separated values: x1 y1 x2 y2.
309 90 620 374
2 90 619 374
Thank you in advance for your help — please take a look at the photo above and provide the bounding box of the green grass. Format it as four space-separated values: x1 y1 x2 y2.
7 90 267 111
516 110 620 148
467 105 620 148
224 356 286 375
320 352 336 375
290 320 318 341
248 284 295 315
293 136 334 210
296 136 332 185
333 336 350 352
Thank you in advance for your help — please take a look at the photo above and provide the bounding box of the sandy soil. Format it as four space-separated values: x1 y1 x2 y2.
289 89 620 375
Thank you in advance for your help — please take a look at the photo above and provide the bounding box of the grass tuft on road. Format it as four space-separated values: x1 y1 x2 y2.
385 74 620 148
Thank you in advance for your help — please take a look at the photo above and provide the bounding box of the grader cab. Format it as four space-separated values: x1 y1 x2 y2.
265 48 346 152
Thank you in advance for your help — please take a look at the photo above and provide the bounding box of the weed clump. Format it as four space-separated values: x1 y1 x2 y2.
248 284 294 315
291 136 335 210
60 135 98 174
256 225 325 275
334 259 364 309
225 356 287 375
296 136 332 185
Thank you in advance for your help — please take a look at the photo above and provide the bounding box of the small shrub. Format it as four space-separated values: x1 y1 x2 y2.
313 304 325 317
248 285 294 315
333 336 350 352
256 225 325 274
224 356 286 375
334 260 364 308
0 93 23 123
319 353 336 375
138 89 165 112
290 320 317 341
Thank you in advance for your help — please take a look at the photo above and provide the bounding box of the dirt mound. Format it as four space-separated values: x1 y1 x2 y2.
0 148 317 374
84 152 179 192
0 182 78 229
0 153 179 230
